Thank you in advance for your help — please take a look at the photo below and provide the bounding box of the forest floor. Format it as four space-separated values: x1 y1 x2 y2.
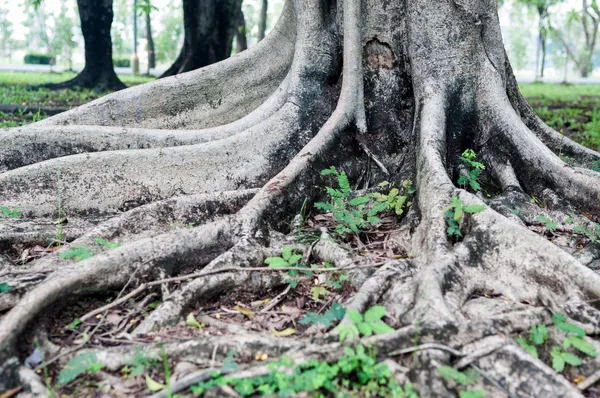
2 80 600 397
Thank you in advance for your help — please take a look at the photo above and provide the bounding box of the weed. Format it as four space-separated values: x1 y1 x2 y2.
336 305 395 342
264 245 305 288
438 366 485 398
371 180 415 216
457 149 485 192
444 196 486 238
537 215 557 233
191 348 417 397
516 313 597 373
0 206 22 218
186 312 204 330
300 301 345 329
59 245 94 262
57 352 105 385
95 237 122 249
314 166 381 235
121 347 161 377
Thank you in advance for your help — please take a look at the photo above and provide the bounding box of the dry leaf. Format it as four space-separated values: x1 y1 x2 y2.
235 305 254 318
271 327 296 337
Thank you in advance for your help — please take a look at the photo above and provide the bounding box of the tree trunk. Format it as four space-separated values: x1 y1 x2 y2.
235 8 248 53
160 0 242 78
42 0 125 91
146 10 156 72
3 1 600 396
258 0 268 42
540 34 546 78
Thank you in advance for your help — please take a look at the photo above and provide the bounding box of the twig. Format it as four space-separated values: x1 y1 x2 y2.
358 140 390 175
388 343 463 358
578 367 600 391
261 285 291 313
81 263 385 322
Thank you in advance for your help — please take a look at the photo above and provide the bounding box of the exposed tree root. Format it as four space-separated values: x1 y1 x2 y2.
3 0 600 396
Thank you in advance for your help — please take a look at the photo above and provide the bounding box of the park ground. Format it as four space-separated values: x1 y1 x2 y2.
2 73 600 397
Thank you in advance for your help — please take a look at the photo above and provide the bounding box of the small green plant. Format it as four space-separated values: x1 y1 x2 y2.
537 215 557 233
516 313 597 373
371 180 415 216
336 305 395 342
67 317 81 330
191 349 418 397
186 313 205 330
58 352 105 385
223 350 240 371
444 197 486 238
0 206 22 218
438 366 485 398
121 347 161 377
59 245 94 262
314 166 381 235
573 223 600 242
95 237 122 249
0 282 10 294
264 245 304 288
457 149 485 192
592 160 600 172
300 301 345 329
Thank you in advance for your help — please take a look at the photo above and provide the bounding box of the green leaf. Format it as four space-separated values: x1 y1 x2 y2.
288 254 303 265
530 324 548 345
459 389 485 398
346 309 363 324
553 313 567 324
95 237 122 249
463 204 486 214
370 321 395 335
59 245 94 262
357 322 373 336
0 283 10 294
556 322 585 337
395 196 408 215
281 245 292 261
515 337 538 358
367 216 380 225
349 196 371 206
264 257 289 268
364 306 387 323
58 352 105 385
337 171 351 195
321 166 338 176
438 365 468 385
560 351 582 366
564 336 598 357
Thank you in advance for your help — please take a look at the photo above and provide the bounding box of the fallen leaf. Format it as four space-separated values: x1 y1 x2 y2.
235 305 254 318
0 386 23 398
145 375 165 392
574 375 585 384
271 327 296 337
254 352 268 361
186 313 204 329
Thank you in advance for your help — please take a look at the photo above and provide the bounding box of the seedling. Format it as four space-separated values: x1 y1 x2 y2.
299 301 345 329
438 366 485 398
59 245 94 262
537 215 557 233
457 149 485 192
444 196 485 238
0 206 22 218
264 245 304 288
58 352 105 385
336 305 395 342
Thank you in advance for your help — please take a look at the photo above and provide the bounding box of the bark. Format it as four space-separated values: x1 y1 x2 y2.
235 7 248 53
2 0 600 396
42 0 125 91
146 10 156 72
160 0 243 78
258 0 268 42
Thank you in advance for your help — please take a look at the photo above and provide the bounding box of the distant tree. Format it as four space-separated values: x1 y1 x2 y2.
235 7 248 53
516 0 563 79
155 2 183 65
53 0 77 71
507 2 531 71
0 1 16 61
135 0 157 74
160 0 243 78
257 0 267 41
111 0 132 60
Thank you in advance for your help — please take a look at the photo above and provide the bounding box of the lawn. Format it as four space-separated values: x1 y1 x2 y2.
0 71 154 128
520 83 600 150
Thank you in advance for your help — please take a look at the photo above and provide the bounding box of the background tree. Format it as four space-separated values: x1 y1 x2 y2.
235 7 248 53
160 0 243 77
154 2 183 65
517 0 563 79
135 0 158 74
3 0 600 396
0 1 16 62
257 0 267 41
52 0 77 71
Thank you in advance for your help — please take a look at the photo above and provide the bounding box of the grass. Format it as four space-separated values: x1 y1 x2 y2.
0 71 154 128
520 83 600 151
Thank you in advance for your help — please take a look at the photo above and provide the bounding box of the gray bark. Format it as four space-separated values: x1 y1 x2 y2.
1 0 600 396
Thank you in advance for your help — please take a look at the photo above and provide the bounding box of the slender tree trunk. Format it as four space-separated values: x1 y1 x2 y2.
258 0 268 42
41 0 125 91
540 34 546 78
160 0 242 78
146 11 156 73
235 8 248 53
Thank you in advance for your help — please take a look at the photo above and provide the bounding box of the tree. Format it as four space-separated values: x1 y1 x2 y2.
258 0 268 41
160 0 243 77
43 0 125 91
53 0 77 71
135 0 157 74
2 0 600 395
0 1 16 61
154 1 183 65
517 0 563 79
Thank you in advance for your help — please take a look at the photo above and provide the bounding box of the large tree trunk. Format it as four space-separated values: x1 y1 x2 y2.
42 0 125 91
160 0 242 78
235 7 248 53
2 0 600 396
